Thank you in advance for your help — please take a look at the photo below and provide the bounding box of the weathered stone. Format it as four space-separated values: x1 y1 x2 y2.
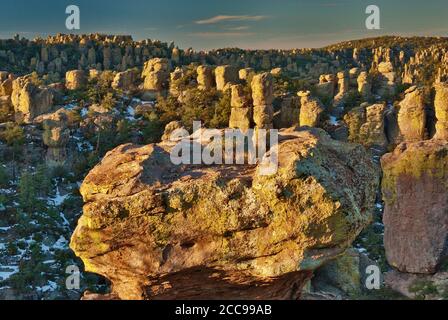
141 58 169 91
112 69 136 91
70 128 379 300
344 103 388 151
357 71 371 100
278 95 300 128
397 86 427 143
377 62 397 97
239 68 254 81
161 121 184 142
215 65 238 91
0 73 13 97
197 66 214 91
382 140 448 273
333 71 349 107
298 91 325 127
315 74 336 100
11 75 54 124
229 107 252 131
434 82 448 140
251 73 274 107
385 270 448 300
65 70 87 90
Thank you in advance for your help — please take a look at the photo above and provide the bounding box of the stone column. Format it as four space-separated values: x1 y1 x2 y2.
229 84 252 132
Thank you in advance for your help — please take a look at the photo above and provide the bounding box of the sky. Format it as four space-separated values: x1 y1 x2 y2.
0 0 448 50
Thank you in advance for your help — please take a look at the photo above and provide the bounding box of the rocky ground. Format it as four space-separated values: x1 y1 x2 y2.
1 33 448 300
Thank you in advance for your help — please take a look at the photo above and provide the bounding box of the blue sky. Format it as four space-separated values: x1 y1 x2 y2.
0 0 447 50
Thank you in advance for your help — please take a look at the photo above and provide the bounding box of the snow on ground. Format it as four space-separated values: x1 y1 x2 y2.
48 187 69 207
53 236 68 250
37 281 58 293
0 266 19 281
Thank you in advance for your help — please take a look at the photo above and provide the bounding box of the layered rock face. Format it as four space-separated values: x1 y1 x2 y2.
251 73 274 129
112 69 136 91
344 103 388 152
298 91 325 127
65 70 87 90
382 140 448 274
197 66 214 91
434 82 448 140
141 58 169 92
11 75 54 124
70 128 379 300
396 86 427 143
229 84 252 131
215 65 238 91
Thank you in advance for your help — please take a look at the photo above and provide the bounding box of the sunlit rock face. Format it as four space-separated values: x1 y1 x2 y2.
71 128 379 300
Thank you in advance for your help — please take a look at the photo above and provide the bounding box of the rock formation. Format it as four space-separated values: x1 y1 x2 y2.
382 140 448 274
315 74 336 101
239 68 254 82
229 84 252 131
344 103 388 152
215 65 238 91
141 58 170 93
377 62 397 97
333 71 349 107
11 75 54 124
396 86 427 143
112 69 136 91
197 66 214 91
65 70 87 90
434 82 448 140
298 91 325 128
251 73 274 129
70 128 379 300
38 109 71 166
277 95 300 128
357 71 371 101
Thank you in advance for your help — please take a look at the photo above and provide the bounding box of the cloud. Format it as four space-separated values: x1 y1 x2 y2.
224 26 250 31
195 15 268 25
190 31 255 38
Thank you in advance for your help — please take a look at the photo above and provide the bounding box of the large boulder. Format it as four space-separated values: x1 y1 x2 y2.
11 75 54 124
71 128 379 300
382 140 448 274
298 91 325 128
112 69 136 91
215 65 238 91
65 70 87 90
141 58 169 92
